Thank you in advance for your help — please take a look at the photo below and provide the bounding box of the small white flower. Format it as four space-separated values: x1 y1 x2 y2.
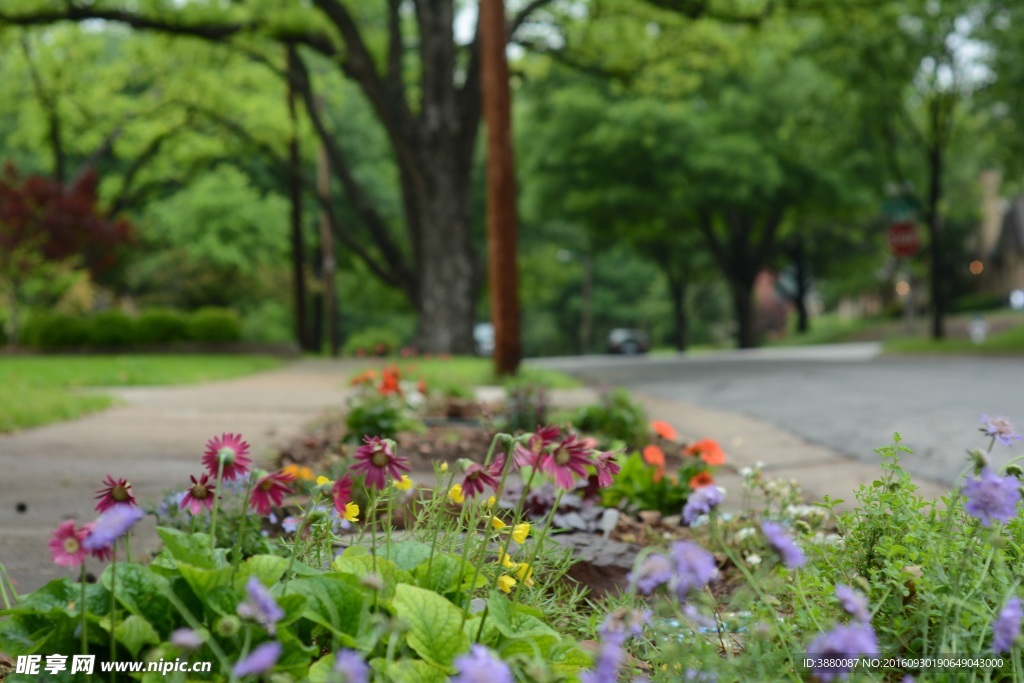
734 527 757 542
746 553 762 566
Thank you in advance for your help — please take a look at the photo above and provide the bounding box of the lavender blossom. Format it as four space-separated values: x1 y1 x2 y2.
980 415 1022 447
169 628 204 650
232 641 281 677
82 504 145 551
963 468 1022 527
334 648 369 683
237 577 284 634
807 623 879 682
761 521 805 569
682 486 725 525
835 584 871 624
671 540 718 599
451 645 513 683
993 597 1023 654
629 553 673 594
599 608 650 643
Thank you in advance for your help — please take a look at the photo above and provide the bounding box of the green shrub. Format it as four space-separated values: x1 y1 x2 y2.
186 307 242 343
951 292 1005 314
241 301 293 343
342 326 404 356
502 377 550 433
87 311 137 347
574 387 649 449
344 393 422 442
24 313 91 349
136 308 190 344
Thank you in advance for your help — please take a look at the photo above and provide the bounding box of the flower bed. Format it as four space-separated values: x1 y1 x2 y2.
2 386 1024 682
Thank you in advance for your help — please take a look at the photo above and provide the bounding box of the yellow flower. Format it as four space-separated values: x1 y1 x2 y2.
497 575 517 593
316 476 332 486
514 562 534 587
439 462 449 473
511 523 531 545
486 495 496 509
448 484 465 505
282 464 314 481
498 551 517 569
394 475 413 491
491 516 507 530
342 502 360 523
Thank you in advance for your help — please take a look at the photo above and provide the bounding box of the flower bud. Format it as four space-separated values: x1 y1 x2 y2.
215 615 241 638
360 573 385 592
499 433 517 455
1006 464 1024 479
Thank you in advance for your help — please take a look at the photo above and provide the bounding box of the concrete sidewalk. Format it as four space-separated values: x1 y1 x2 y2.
0 359 362 594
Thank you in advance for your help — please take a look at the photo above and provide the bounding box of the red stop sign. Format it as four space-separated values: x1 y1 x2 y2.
887 222 920 258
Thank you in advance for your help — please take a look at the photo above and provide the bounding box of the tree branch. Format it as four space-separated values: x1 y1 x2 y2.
508 0 559 39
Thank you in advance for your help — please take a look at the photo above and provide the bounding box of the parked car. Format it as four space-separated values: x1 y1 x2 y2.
607 328 650 354
474 322 495 356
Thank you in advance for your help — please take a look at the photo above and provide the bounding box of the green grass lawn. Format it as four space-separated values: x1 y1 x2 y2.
884 323 1024 355
383 356 579 391
0 354 282 433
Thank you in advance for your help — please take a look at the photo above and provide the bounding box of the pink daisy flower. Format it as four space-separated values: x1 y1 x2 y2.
539 435 594 490
592 450 622 488
94 475 137 512
513 425 561 468
180 474 216 515
351 437 410 490
202 433 252 481
49 520 87 567
250 470 295 516
462 456 505 498
332 476 354 516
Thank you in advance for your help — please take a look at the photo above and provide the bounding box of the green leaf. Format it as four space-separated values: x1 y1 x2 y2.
388 541 433 571
156 527 226 568
114 614 160 658
279 574 367 642
498 635 560 660
308 653 336 683
101 564 177 635
392 583 469 670
234 554 289 591
547 640 592 673
332 552 409 600
176 563 234 600
383 659 449 683
414 554 463 594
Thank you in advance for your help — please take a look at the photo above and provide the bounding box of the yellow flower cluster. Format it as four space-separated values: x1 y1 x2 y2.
496 550 534 592
448 484 465 504
283 464 314 481
393 475 413 491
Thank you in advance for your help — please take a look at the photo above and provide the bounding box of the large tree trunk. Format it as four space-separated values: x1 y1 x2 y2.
791 236 810 334
286 46 310 351
666 269 688 352
731 280 758 349
926 97 946 341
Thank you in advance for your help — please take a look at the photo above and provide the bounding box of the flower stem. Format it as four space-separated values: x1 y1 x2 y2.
109 546 117 683
209 459 227 550
512 487 564 606
79 563 88 655
424 468 459 583
232 474 256 570
385 487 394 563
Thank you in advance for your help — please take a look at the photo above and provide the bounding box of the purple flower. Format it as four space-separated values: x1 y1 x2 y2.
237 577 284 634
682 486 724 525
451 645 513 683
599 608 650 644
232 641 281 677
579 640 623 683
630 553 673 594
169 628 204 650
807 623 879 681
671 540 718 599
82 504 145 551
835 584 870 623
684 671 717 682
335 648 369 683
980 415 1022 447
964 468 1022 527
761 521 805 569
993 596 1023 653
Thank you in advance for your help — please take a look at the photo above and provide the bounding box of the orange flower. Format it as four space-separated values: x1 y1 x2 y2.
417 379 428 395
642 444 666 483
350 369 377 386
689 471 714 489
651 420 678 441
684 438 725 466
379 368 401 395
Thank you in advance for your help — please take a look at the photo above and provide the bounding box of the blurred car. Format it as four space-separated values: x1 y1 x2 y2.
474 322 495 356
607 328 650 354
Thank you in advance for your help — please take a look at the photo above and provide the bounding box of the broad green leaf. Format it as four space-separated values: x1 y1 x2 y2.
101 564 177 635
383 659 449 683
548 640 592 673
388 541 434 571
308 653 336 683
392 583 469 669
234 554 289 590
176 563 234 600
114 614 160 658
498 635 560 661
278 574 367 641
414 554 463 594
332 553 409 600
156 527 226 569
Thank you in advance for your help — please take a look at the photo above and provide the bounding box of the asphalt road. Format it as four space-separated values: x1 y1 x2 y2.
532 344 1024 485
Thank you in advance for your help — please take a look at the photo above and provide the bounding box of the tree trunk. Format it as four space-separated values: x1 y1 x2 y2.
286 46 310 350
926 98 946 340
6 287 18 348
792 237 810 334
665 268 688 352
731 280 758 349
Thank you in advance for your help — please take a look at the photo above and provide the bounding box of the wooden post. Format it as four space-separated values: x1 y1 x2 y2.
480 0 522 375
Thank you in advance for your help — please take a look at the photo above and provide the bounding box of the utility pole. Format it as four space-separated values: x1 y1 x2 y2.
480 0 522 375
316 98 339 358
